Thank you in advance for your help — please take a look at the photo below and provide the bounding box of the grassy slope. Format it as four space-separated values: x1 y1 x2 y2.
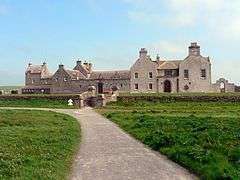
0 109 80 180
98 101 240 179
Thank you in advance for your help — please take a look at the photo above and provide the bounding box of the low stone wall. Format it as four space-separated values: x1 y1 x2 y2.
0 95 82 107
235 86 240 92
118 95 240 102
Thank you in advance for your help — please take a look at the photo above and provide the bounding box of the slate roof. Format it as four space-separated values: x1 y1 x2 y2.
184 55 210 62
90 70 130 80
26 64 52 78
73 64 89 77
65 69 86 79
26 65 43 74
158 60 182 70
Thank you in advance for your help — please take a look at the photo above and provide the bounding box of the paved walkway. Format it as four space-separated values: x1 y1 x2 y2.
1 107 197 180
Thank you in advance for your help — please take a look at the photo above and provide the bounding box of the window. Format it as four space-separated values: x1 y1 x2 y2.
149 83 153 90
165 70 172 77
134 73 138 79
201 69 206 78
149 72 153 78
120 84 123 88
184 70 189 79
134 84 139 90
64 77 67 82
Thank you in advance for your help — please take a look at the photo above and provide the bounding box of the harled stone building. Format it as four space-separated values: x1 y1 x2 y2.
23 61 130 94
22 42 237 94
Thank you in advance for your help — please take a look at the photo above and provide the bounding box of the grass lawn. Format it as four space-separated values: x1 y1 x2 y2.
98 100 240 179
0 98 77 109
0 109 80 179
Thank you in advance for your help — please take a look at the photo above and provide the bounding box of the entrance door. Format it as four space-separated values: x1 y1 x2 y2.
98 83 103 94
164 80 172 93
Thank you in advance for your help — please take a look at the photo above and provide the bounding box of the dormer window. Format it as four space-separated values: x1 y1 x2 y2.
134 73 138 79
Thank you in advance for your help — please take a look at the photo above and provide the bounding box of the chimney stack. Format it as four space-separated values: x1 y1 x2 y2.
139 48 147 58
189 42 200 56
77 60 82 65
59 64 64 69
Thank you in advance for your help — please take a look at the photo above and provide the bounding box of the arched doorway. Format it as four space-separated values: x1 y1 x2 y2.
164 80 171 93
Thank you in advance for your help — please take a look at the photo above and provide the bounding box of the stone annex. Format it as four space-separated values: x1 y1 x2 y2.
22 42 237 94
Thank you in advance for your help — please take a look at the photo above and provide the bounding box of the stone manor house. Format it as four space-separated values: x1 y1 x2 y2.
22 43 237 94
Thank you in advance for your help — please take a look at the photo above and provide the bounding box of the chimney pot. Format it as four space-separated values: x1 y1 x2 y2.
189 42 200 56
59 64 64 69
77 60 82 65
139 48 148 58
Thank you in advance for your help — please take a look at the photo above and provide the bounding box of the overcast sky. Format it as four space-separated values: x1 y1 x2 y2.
0 0 239 85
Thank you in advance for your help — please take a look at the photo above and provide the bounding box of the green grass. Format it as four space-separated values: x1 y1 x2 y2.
98 100 240 179
0 98 77 109
0 109 80 179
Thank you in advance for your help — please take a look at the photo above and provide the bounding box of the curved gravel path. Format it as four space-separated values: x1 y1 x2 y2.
1 107 197 180
60 107 197 180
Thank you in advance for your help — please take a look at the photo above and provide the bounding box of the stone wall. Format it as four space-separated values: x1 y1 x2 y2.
25 73 42 86
212 78 236 93
52 78 130 94
235 86 240 92
130 49 158 92
118 95 240 102
179 56 212 92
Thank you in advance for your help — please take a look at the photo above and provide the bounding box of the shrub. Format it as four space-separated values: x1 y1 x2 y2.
11 90 18 94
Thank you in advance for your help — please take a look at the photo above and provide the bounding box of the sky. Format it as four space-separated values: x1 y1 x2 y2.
0 0 240 85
